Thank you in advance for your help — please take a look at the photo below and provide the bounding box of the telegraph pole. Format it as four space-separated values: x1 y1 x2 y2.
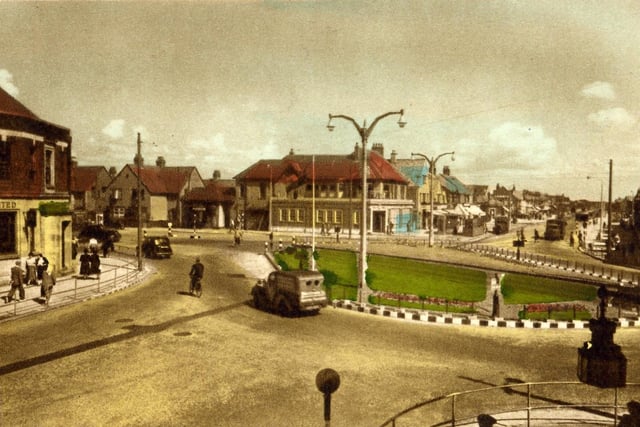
137 132 143 272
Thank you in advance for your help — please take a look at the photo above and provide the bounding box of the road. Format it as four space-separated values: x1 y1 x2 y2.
1 231 639 426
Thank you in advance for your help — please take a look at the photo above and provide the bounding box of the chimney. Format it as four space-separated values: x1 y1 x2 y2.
213 170 221 180
443 165 451 176
371 143 384 156
156 156 166 167
390 149 397 164
71 156 78 169
353 143 361 160
289 148 295 156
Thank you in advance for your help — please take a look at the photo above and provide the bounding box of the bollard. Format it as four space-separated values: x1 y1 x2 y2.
316 368 340 427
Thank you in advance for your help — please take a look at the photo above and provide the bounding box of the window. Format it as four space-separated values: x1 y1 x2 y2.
334 210 343 224
0 211 16 254
113 207 125 218
0 140 10 180
113 189 122 200
260 182 268 200
352 211 359 225
295 209 304 223
45 147 55 188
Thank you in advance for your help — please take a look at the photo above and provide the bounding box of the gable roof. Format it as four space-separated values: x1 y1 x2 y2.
184 179 235 203
128 165 200 195
440 175 470 195
0 86 40 121
71 166 110 192
235 151 408 185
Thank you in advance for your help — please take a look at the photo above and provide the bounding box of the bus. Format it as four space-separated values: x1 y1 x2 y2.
544 219 566 240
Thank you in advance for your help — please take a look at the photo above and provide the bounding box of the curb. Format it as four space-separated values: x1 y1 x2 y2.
332 300 640 329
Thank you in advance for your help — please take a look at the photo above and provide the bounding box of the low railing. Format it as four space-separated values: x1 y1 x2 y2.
379 381 640 427
1 254 146 320
460 243 640 285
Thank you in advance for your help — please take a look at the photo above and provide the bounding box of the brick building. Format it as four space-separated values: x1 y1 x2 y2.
0 86 74 274
234 145 413 235
70 163 114 226
105 156 204 227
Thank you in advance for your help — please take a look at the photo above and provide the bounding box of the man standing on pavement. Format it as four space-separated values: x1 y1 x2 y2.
6 260 25 303
40 265 56 306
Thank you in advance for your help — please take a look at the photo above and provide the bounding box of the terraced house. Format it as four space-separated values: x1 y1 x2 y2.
0 86 74 275
234 144 413 235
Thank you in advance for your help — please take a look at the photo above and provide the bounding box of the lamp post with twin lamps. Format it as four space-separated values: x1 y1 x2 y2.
327 110 406 303
411 151 455 248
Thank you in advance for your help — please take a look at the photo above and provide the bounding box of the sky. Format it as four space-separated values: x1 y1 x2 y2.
1 0 639 201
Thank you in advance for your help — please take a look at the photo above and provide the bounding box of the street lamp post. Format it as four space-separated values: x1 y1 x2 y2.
327 109 406 303
587 176 604 240
411 151 455 247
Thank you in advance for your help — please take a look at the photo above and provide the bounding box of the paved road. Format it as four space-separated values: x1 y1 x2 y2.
1 230 639 426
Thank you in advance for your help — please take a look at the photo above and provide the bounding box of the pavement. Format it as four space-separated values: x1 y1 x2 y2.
0 252 154 323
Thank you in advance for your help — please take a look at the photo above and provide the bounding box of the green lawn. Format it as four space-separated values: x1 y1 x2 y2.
274 248 597 317
367 254 486 301
275 248 486 302
501 273 597 304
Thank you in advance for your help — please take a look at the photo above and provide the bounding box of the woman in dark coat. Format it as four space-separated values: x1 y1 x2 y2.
79 248 91 278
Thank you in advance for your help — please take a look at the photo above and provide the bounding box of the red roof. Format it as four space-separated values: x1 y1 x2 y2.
184 180 235 203
235 152 407 185
0 86 40 120
130 165 198 195
71 166 108 192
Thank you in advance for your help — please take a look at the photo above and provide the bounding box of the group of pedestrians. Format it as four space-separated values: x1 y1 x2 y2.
5 252 55 306
78 247 101 279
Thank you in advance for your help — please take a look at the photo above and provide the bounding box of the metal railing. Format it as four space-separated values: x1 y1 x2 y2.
379 381 639 427
1 254 146 320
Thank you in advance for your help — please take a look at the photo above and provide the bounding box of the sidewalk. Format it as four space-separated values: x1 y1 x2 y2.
0 253 154 323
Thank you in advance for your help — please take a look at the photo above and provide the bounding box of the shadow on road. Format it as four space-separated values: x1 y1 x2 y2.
0 300 249 376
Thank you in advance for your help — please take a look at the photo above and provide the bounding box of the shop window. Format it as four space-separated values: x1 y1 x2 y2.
0 211 16 254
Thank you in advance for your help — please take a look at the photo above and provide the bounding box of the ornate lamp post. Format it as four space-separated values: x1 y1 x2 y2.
411 151 455 247
327 110 406 303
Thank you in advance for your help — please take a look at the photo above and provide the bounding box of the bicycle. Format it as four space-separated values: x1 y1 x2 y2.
189 277 202 298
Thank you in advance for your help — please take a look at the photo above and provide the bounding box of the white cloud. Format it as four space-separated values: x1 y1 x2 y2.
459 122 559 173
588 107 636 131
0 69 19 97
102 119 126 140
581 81 616 100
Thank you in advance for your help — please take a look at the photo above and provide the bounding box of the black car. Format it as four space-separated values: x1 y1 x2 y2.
141 236 173 259
76 224 122 245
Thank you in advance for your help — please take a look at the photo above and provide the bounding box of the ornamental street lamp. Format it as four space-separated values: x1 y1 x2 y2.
327 110 406 303
411 151 455 247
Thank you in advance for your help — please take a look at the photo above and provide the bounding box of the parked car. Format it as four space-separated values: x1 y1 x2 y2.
76 224 122 245
141 236 173 259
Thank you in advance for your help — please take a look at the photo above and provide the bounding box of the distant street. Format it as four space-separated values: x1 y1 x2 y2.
1 230 639 426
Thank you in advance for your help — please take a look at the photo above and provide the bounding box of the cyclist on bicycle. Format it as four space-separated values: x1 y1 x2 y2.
189 257 204 295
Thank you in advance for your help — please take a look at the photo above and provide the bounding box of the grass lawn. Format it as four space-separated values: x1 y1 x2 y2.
367 254 486 301
275 249 486 302
501 273 598 304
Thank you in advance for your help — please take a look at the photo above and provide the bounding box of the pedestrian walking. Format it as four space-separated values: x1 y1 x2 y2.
36 253 49 281
79 248 91 278
6 260 25 303
40 267 56 306
90 248 101 278
25 252 38 286
102 236 114 257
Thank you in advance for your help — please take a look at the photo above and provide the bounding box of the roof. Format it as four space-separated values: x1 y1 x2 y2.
235 151 408 185
440 175 470 195
184 180 235 203
0 86 40 121
71 166 110 192
129 165 199 195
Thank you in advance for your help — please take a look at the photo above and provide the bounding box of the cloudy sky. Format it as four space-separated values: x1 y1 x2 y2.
1 1 639 200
